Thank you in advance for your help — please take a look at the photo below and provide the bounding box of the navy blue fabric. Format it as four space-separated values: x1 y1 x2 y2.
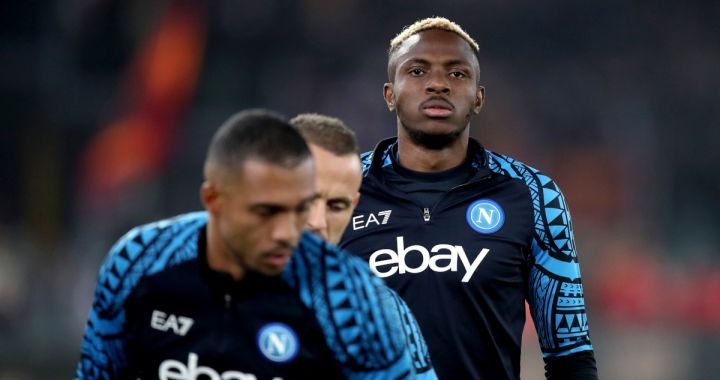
341 137 597 380
76 212 423 379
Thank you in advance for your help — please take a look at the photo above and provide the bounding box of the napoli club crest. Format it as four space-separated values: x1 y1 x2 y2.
466 199 504 234
257 323 299 363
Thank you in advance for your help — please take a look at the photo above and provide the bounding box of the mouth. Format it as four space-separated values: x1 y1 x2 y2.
263 248 293 267
421 98 454 118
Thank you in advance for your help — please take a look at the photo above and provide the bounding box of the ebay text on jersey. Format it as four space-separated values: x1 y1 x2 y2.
368 236 489 283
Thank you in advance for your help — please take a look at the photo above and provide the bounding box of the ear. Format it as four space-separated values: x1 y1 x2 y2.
383 83 395 111
200 181 221 215
352 192 361 208
474 86 486 114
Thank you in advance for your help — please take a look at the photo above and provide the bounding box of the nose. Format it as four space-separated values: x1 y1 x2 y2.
426 71 450 94
306 201 328 240
271 213 303 246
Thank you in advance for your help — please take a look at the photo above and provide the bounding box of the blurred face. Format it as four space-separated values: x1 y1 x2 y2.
305 144 362 245
202 158 317 277
385 29 485 149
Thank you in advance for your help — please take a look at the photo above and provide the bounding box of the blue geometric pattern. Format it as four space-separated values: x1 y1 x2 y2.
283 232 415 378
76 212 207 379
527 266 557 349
487 152 577 261
360 151 374 175
383 288 433 374
360 144 394 176
486 151 593 357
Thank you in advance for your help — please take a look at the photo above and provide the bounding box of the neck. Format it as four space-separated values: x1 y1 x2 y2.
206 218 245 280
396 128 470 172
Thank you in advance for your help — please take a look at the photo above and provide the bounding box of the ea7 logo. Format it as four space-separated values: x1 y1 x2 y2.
151 310 194 336
352 210 392 230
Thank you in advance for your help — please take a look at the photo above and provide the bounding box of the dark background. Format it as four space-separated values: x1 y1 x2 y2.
1 1 719 379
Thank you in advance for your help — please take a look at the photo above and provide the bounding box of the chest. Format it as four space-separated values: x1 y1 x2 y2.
341 178 534 290
122 274 343 380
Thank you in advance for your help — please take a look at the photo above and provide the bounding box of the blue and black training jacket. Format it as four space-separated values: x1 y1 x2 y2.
76 212 435 380
340 137 598 380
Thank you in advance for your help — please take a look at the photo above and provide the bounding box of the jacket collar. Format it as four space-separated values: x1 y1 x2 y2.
365 136 490 179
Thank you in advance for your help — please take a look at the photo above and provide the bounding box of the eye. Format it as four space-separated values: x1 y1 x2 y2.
327 200 351 213
254 206 280 218
409 68 426 76
450 71 466 79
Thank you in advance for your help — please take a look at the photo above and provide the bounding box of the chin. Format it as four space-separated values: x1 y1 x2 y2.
418 117 456 129
406 126 464 150
258 267 285 277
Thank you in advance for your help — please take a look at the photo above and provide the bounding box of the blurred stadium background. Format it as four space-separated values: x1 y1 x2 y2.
1 0 719 379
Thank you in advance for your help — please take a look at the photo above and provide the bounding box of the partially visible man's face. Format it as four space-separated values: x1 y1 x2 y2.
305 144 362 245
204 158 317 276
385 29 484 150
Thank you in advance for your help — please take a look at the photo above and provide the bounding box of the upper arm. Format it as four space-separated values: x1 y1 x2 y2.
76 225 153 379
287 234 433 378
76 237 136 379
525 174 594 358
347 260 413 373
381 287 436 377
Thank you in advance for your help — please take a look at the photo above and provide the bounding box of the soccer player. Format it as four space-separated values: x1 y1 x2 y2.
339 17 599 379
290 113 362 246
291 113 437 378
76 109 420 379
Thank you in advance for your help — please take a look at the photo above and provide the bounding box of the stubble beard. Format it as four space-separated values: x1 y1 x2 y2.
400 119 468 150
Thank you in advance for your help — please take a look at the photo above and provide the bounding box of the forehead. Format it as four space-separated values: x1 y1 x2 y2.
229 158 315 203
391 29 479 72
308 145 362 195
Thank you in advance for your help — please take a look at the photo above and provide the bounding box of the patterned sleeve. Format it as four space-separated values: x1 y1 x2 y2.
75 213 206 379
487 152 595 359
286 233 425 379
525 174 594 358
76 232 138 379
380 287 438 379
341 266 418 380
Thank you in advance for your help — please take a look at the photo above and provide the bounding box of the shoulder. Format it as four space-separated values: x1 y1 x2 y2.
360 138 397 176
486 150 576 244
104 211 207 273
360 150 375 175
286 233 406 369
291 232 394 308
486 150 554 189
95 212 207 312
485 150 568 215
360 150 374 165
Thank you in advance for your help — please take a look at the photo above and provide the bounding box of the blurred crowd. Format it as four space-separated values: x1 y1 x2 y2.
1 0 718 378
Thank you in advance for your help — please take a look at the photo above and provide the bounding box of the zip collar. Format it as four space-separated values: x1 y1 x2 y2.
364 136 492 182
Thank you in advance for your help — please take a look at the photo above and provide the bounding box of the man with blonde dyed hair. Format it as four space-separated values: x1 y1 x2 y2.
340 17 599 379
387 17 480 84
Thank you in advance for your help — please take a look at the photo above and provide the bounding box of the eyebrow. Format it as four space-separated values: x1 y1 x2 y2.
399 58 473 71
400 58 431 67
327 197 352 204
443 59 472 68
250 193 321 212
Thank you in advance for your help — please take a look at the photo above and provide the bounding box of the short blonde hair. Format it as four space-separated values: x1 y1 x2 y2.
389 17 479 55
290 113 359 156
